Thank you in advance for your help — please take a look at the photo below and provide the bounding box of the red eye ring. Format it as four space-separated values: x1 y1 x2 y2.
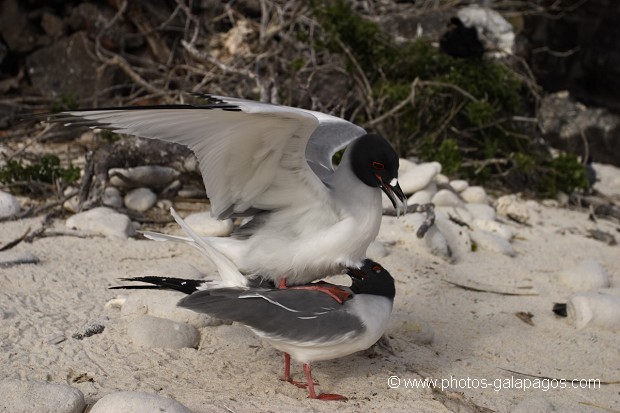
372 161 385 170
371 265 382 272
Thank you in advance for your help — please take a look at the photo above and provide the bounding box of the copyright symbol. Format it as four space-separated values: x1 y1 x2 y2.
388 375 401 389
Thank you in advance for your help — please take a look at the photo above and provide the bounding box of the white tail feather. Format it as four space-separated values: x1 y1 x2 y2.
168 208 249 288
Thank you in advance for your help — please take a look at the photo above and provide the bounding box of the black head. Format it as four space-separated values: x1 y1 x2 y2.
346 259 395 299
350 134 407 215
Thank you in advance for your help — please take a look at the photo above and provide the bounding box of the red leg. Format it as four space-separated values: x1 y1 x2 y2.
278 277 287 289
303 363 347 401
281 353 317 388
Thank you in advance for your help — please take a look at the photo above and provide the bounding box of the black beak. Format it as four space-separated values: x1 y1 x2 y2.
346 267 366 280
378 176 407 217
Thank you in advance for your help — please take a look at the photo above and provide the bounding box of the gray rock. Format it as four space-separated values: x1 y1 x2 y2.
127 315 200 349
66 207 135 239
495 194 531 224
109 166 180 189
89 391 193 413
472 219 514 241
102 187 123 208
177 186 207 199
0 250 39 268
124 187 157 212
0 379 85 413
25 32 116 102
183 212 233 237
0 190 20 218
457 5 515 58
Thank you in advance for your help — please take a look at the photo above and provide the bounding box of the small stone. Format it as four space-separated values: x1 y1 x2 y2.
449 179 469 193
366 240 389 260
72 321 105 340
102 187 122 208
0 250 39 268
470 229 515 256
183 212 233 237
62 187 79 213
465 203 496 221
127 315 200 349
554 260 610 291
460 186 488 204
432 189 464 208
183 154 199 173
89 391 193 413
495 194 530 224
66 207 135 239
124 187 157 212
0 379 85 413
108 166 180 189
434 173 450 185
160 179 182 198
511 396 556 413
398 162 442 195
0 190 20 218
388 314 434 345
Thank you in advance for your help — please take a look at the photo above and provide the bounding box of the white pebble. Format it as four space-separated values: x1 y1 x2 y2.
567 292 620 331
0 379 85 413
0 250 39 268
432 189 464 208
66 207 135 239
183 212 233 237
366 240 389 260
495 194 530 223
465 203 496 221
407 190 432 206
0 191 21 218
554 260 609 291
472 219 514 241
434 173 450 185
470 230 515 256
398 162 442 195
398 158 417 173
108 166 180 189
388 314 434 345
177 186 207 199
89 391 192 413
449 179 469 193
127 315 200 348
124 187 157 212
62 187 79 213
460 186 488 204
511 396 556 413
102 187 123 208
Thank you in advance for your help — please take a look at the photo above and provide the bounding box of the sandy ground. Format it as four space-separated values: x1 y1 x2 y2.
1 167 619 413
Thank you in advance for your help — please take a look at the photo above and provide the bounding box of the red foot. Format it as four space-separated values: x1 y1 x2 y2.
314 393 348 401
277 277 352 304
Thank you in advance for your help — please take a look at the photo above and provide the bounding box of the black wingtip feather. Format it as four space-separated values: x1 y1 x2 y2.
110 276 205 295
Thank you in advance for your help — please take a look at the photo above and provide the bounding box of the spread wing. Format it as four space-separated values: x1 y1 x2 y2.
53 95 366 219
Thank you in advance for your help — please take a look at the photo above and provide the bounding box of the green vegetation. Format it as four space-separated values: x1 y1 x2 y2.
50 94 79 113
0 154 80 195
311 0 587 196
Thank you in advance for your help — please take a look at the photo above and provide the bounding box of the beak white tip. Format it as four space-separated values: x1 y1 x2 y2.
389 178 398 187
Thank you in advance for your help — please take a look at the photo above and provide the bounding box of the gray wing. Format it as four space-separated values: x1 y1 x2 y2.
178 288 364 343
53 95 363 219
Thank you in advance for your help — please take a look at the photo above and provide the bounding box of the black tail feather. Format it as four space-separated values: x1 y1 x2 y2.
110 276 205 295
